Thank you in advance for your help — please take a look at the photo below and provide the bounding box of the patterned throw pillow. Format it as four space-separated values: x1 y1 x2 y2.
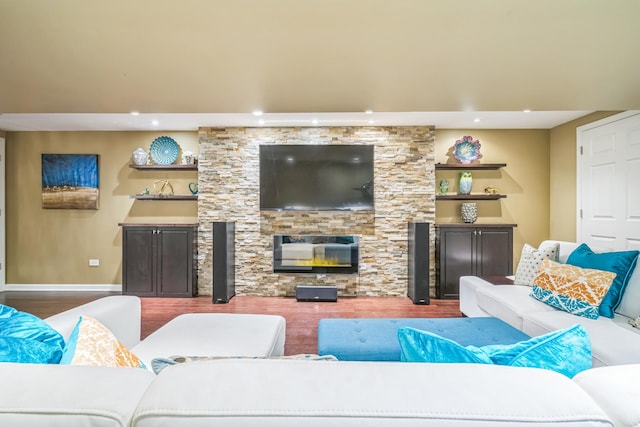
531 259 616 319
60 316 145 368
514 243 560 286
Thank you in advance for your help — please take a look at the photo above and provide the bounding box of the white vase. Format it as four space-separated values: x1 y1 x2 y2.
461 202 478 223
132 148 148 165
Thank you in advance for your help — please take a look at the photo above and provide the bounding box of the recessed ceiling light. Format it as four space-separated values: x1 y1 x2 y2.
364 110 373 114
473 118 481 123
368 120 375 124
252 110 263 116
312 119 319 125
130 111 139 116
151 120 159 126
523 109 532 113
258 119 265 126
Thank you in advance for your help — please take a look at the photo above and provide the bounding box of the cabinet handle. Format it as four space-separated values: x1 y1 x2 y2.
478 230 482 236
473 230 477 236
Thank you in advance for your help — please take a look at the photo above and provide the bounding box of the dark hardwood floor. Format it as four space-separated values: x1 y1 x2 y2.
1 292 462 355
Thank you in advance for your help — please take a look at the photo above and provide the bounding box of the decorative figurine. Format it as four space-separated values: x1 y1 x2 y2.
438 179 449 195
453 136 482 164
459 171 473 195
153 179 174 196
484 186 500 195
189 182 198 195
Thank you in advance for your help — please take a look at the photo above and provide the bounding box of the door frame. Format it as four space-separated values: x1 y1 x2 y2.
0 137 5 290
576 110 640 243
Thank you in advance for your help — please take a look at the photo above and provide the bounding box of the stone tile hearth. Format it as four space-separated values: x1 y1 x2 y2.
196 126 436 297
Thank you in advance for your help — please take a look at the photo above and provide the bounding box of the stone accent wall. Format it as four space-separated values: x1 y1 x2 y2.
197 127 436 297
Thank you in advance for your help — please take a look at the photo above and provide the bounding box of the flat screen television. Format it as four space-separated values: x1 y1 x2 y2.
260 144 374 211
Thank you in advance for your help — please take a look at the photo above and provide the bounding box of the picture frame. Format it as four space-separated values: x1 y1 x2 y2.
41 154 99 210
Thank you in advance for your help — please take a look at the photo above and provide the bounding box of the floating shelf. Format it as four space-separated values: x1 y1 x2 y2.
129 164 198 171
436 194 507 201
435 163 506 170
130 194 198 201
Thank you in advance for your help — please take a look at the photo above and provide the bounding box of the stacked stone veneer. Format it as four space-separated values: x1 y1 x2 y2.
197 126 436 297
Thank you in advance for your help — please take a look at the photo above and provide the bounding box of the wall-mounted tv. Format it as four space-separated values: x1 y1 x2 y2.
260 144 374 211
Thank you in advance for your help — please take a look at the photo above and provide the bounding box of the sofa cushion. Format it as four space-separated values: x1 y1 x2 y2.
0 304 65 364
398 325 591 378
60 315 146 368
132 359 612 427
566 243 639 318
615 266 640 319
476 284 556 330
0 363 155 427
514 242 560 286
522 310 640 367
574 364 640 427
531 259 615 319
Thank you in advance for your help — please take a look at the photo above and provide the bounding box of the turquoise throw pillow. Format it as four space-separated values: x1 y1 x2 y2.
479 324 591 378
566 244 639 318
0 304 65 364
398 327 494 365
397 324 591 378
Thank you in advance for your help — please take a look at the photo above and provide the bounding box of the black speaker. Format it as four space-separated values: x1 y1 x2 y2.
296 285 338 302
213 222 235 303
407 222 430 304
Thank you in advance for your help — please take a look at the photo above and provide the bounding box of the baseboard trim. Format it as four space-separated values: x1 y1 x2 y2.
2 284 122 292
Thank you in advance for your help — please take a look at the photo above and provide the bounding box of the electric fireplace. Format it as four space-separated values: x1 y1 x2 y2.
273 235 359 274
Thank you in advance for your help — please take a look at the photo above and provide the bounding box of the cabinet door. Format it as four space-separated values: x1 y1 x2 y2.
122 227 156 296
157 227 194 297
476 227 513 276
437 227 475 299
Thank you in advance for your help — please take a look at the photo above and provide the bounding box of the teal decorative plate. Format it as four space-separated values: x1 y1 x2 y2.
149 136 179 165
453 135 481 164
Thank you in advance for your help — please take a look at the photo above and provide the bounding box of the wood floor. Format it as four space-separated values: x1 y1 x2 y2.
1 292 462 355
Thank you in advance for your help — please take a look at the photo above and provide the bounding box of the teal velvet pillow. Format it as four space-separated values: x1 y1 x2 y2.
566 243 639 318
397 324 591 378
0 304 65 364
478 324 591 378
398 327 493 364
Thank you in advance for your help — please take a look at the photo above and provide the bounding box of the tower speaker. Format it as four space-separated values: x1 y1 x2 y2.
407 222 430 304
212 222 235 303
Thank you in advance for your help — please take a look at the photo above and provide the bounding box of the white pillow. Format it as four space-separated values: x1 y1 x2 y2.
514 243 560 286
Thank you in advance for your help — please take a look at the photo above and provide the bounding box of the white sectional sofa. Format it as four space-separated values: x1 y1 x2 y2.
460 240 640 367
1 293 640 426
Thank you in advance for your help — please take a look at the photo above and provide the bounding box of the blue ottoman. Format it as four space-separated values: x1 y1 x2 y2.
317 317 529 361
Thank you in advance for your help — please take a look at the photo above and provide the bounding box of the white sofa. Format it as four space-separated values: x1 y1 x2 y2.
1 294 639 426
460 240 640 367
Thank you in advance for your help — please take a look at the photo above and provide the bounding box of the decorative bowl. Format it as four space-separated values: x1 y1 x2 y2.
149 136 179 165
453 135 481 164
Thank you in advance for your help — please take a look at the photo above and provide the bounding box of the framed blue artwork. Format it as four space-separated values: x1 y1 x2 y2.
41 154 99 210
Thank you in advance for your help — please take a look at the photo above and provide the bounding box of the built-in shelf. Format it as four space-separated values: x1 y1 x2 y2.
436 194 507 201
130 195 198 201
129 164 198 171
435 163 506 170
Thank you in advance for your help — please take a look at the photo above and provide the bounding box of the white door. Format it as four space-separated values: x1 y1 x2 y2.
0 137 4 290
578 111 640 252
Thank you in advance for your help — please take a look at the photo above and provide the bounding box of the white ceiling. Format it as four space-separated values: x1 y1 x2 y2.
0 1 637 131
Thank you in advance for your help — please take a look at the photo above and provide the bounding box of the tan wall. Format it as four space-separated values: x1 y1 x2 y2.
6 131 198 285
549 111 621 242
435 129 550 267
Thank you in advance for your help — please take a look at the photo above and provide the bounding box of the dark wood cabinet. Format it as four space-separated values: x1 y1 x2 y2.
435 224 515 299
120 223 198 297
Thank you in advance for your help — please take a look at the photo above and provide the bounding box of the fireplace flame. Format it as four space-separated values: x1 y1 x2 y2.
294 255 350 267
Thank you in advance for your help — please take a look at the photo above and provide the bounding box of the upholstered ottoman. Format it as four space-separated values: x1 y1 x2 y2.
131 313 286 368
318 317 529 361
